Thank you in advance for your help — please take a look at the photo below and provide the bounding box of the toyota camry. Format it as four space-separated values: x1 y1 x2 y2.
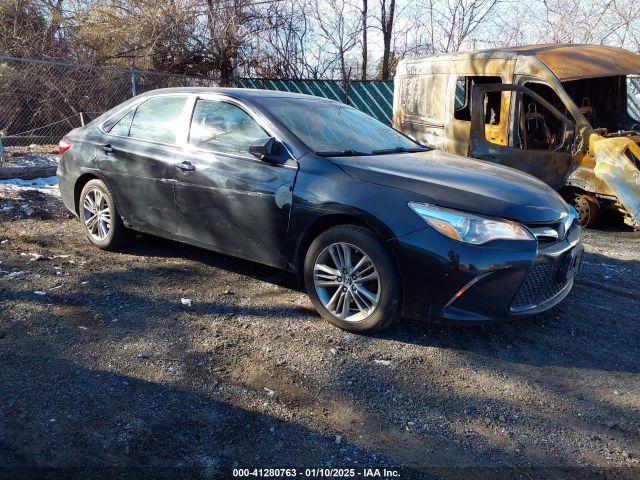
57 88 583 332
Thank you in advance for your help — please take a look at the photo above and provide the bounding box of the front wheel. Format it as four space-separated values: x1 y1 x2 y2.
571 193 600 228
303 225 401 332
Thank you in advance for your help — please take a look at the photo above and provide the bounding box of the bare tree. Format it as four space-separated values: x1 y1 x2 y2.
0 0 72 59
313 0 361 82
378 0 395 80
361 0 368 79
423 0 501 52
481 0 640 52
249 0 315 78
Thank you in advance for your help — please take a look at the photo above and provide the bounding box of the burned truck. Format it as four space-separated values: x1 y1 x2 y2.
393 44 640 227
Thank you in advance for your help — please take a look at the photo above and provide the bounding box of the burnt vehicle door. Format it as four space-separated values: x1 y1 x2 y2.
96 95 189 235
469 84 577 189
174 97 297 269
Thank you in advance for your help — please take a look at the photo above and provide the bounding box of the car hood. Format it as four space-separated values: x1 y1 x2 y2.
331 150 569 223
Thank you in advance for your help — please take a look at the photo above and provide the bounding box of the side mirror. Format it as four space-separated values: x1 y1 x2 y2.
249 137 283 163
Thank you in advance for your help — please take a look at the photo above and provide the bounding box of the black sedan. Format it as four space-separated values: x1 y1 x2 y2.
57 88 583 332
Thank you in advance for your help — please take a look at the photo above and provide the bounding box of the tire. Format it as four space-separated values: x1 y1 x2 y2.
571 193 599 228
303 224 401 332
78 179 129 250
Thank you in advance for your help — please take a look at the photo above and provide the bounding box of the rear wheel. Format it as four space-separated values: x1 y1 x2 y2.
303 225 401 332
78 179 128 250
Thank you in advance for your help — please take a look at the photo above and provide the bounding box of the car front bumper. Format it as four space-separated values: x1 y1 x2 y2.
392 220 582 324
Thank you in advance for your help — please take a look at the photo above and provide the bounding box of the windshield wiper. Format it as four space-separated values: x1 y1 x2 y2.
371 146 431 155
315 149 371 157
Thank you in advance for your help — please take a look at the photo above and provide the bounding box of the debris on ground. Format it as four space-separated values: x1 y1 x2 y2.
0 176 639 473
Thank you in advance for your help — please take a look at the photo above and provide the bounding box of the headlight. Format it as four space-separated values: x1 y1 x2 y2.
408 202 533 244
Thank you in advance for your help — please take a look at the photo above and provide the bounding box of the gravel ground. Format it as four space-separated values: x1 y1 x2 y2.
0 186 639 479
1 145 58 164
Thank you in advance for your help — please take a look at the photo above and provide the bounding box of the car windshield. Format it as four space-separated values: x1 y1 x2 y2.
260 98 425 155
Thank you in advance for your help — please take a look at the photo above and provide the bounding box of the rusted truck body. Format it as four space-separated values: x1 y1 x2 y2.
393 44 640 227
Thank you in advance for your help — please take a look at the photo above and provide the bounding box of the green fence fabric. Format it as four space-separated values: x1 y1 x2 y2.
236 78 394 125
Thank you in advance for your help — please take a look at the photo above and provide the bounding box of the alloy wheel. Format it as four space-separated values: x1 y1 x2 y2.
313 242 381 322
83 188 111 241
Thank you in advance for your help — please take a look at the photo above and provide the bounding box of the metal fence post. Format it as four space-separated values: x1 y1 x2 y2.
131 70 137 97
231 57 238 87
0 132 6 165
344 68 351 106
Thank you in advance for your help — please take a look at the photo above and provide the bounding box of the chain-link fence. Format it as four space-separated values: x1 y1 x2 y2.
0 56 220 148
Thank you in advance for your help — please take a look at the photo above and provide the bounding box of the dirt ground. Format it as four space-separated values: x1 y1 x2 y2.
1 186 639 479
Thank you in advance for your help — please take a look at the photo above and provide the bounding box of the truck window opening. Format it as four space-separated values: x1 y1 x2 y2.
454 76 502 123
519 83 571 152
562 76 637 133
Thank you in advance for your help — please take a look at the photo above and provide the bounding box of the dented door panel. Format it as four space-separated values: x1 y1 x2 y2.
174 149 298 268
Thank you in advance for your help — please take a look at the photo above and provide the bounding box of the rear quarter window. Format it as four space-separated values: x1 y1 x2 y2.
108 110 134 136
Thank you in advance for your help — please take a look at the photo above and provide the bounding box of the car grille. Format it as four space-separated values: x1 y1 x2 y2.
510 261 570 312
509 216 580 312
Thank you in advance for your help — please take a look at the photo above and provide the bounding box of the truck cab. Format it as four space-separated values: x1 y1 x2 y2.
393 44 640 227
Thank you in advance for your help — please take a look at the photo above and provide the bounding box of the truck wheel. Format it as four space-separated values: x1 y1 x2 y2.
572 194 599 228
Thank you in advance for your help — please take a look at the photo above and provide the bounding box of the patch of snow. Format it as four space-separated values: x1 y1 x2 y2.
2 270 26 279
4 154 59 169
374 359 393 367
0 176 60 197
20 252 45 261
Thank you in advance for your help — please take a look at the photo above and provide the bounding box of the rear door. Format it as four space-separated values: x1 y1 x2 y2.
96 94 190 235
174 96 298 268
469 84 576 189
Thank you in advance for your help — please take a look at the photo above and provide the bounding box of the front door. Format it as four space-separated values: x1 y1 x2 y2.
174 97 298 269
469 84 576 189
95 94 190 234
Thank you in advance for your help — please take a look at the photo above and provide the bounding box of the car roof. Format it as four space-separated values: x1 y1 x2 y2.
135 87 337 102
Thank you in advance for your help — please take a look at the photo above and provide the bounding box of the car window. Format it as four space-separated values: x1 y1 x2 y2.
108 110 134 136
189 100 269 156
128 96 187 144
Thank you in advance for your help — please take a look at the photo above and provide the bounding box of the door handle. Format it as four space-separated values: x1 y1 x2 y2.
100 144 115 153
176 161 196 172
